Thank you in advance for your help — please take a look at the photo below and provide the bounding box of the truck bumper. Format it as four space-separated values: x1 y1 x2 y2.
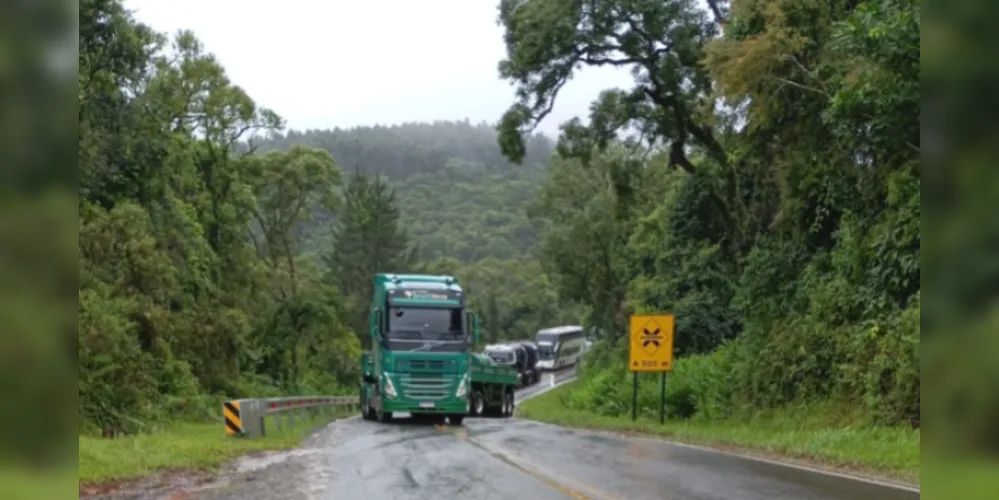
382 396 468 414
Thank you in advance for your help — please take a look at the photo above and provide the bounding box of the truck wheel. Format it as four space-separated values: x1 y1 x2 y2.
361 387 373 421
378 409 393 423
449 414 464 426
468 391 486 417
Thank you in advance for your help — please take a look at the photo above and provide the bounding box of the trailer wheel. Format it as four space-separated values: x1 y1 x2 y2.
502 390 515 418
470 391 485 416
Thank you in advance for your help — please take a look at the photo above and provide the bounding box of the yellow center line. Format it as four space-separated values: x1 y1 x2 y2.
436 425 621 500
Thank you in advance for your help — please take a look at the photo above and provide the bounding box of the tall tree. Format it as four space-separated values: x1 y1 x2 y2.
495 0 920 428
243 146 343 385
324 167 416 345
246 146 342 300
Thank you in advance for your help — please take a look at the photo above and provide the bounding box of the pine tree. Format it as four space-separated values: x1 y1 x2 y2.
324 166 416 345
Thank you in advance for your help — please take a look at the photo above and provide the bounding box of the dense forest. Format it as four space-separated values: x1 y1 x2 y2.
78 0 575 435
79 0 929 451
490 0 922 430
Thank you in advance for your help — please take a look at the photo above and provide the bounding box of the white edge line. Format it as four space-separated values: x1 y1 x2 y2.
526 418 921 493
516 374 577 403
511 373 919 494
647 436 922 493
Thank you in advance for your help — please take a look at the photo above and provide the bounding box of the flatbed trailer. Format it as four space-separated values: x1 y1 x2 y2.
467 353 518 417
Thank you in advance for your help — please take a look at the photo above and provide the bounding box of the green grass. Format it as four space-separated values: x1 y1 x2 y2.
0 468 78 500
922 457 999 500
518 381 920 484
79 409 357 486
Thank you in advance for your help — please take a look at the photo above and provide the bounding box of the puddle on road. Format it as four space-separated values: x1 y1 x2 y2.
229 447 327 473
80 470 231 500
80 448 329 499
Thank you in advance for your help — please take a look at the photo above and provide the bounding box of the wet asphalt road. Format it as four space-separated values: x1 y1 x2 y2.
189 371 919 500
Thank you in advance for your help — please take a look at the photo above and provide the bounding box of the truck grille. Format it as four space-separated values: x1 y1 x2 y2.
399 375 455 400
395 359 459 373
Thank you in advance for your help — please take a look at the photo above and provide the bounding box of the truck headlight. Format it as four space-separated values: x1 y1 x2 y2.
382 373 398 398
455 373 469 398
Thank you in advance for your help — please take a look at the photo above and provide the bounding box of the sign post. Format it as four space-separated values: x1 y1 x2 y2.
660 372 666 424
632 372 638 421
628 314 675 424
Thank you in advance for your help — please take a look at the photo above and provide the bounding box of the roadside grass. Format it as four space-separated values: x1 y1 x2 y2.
79 408 357 485
0 468 78 500
922 457 999 500
518 381 920 484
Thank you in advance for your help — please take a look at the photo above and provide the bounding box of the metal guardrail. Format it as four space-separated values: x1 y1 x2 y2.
224 395 360 438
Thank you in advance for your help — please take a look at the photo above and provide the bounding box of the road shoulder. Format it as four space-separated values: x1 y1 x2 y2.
78 413 355 498
516 380 920 489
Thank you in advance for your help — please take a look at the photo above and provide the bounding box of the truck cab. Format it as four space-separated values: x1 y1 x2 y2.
509 341 539 386
484 344 516 366
517 340 540 386
484 342 538 388
360 273 480 426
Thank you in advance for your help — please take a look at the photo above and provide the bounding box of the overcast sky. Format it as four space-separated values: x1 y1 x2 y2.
125 0 635 138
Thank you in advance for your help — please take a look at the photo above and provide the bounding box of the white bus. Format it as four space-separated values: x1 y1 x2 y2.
534 325 586 371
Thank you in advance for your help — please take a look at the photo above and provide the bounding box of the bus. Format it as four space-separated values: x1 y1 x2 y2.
534 325 586 371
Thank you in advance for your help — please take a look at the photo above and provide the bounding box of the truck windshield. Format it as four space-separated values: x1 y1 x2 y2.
387 306 463 341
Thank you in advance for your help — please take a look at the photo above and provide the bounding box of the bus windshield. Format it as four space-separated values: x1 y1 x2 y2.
537 344 554 360
536 333 558 344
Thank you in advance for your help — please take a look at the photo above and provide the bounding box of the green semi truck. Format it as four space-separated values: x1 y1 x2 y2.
359 273 518 425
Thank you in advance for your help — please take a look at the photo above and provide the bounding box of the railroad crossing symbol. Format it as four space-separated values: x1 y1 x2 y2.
641 324 662 356
628 314 675 372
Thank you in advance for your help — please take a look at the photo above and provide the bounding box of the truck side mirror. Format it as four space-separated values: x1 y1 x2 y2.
464 311 473 342
472 313 481 343
370 307 382 340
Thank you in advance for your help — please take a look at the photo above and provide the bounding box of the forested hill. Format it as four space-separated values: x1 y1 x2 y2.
247 122 557 261
248 121 555 180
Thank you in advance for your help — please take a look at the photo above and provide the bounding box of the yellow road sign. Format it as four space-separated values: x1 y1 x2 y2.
629 314 674 372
